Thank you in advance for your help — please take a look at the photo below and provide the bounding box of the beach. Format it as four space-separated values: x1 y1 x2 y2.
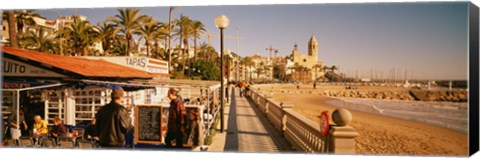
259 84 468 156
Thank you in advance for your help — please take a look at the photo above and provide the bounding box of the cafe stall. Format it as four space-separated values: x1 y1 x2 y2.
1 47 156 138
2 47 223 149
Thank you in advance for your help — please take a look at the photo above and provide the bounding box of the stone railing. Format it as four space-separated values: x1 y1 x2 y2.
246 89 359 154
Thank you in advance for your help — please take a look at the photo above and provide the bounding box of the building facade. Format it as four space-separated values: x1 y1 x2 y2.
287 35 325 82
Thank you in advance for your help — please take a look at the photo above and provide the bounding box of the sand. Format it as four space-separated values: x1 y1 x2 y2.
271 92 468 156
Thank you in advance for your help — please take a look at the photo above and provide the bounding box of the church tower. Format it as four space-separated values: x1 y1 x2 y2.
308 35 318 57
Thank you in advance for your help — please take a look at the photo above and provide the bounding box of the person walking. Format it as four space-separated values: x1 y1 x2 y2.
239 81 244 97
185 108 202 149
165 88 186 148
96 87 133 148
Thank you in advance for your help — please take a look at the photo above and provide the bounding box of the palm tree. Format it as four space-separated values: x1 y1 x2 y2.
15 10 42 34
97 22 118 56
135 17 160 57
197 42 217 62
174 15 193 73
312 64 323 80
256 61 266 79
322 65 338 82
108 8 148 56
151 22 169 57
254 67 265 79
289 63 309 82
6 11 18 48
330 65 338 74
159 51 180 68
168 6 174 51
18 27 58 53
58 16 99 56
191 20 206 60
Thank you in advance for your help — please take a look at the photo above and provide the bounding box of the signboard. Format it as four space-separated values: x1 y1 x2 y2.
82 57 169 75
2 80 58 89
318 111 330 137
135 105 163 145
146 58 169 74
2 58 66 77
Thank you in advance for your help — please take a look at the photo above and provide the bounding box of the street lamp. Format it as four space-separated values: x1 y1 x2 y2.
186 66 189 79
215 14 229 133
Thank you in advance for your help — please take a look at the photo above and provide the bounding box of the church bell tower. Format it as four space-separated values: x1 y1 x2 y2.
308 35 318 57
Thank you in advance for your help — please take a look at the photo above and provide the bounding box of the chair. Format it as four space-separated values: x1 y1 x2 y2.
18 137 34 147
57 136 75 148
76 140 95 149
6 139 17 147
42 138 57 148
72 128 85 140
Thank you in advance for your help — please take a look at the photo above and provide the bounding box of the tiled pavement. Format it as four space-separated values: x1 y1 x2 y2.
209 88 290 152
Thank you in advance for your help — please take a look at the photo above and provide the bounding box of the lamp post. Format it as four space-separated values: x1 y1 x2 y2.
186 66 189 79
215 14 230 133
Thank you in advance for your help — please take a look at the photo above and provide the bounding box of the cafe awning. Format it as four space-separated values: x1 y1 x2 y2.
2 80 65 91
79 79 156 91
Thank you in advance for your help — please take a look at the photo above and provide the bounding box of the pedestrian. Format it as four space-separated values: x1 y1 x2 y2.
185 108 202 149
313 82 317 89
8 107 28 139
165 88 186 148
96 87 133 148
239 81 244 97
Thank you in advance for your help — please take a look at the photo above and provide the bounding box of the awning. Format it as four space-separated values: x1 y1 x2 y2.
79 80 156 91
2 80 65 91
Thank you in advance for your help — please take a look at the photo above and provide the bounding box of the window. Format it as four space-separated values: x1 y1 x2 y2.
73 87 110 125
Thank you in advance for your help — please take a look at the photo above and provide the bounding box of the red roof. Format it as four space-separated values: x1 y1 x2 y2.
2 46 154 79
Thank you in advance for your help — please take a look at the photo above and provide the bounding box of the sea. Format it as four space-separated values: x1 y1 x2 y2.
325 97 468 133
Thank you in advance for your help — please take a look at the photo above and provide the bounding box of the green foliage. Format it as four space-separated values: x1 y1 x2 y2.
58 16 99 56
18 28 59 54
204 112 220 145
187 58 220 80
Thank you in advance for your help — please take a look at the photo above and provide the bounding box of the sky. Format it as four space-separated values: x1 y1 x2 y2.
35 2 469 80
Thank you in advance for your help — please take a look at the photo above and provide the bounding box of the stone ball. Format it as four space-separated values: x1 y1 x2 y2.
332 108 352 126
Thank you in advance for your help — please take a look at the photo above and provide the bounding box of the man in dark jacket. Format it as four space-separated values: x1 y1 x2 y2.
165 88 186 148
96 87 133 148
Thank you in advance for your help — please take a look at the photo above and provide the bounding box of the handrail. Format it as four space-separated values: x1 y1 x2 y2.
246 89 329 153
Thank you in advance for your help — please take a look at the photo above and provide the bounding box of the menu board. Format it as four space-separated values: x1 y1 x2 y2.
135 105 163 145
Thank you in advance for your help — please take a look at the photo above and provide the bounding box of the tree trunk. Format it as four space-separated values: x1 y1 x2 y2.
145 39 150 57
194 32 197 60
7 11 18 48
126 32 132 56
168 7 173 51
82 46 89 56
104 49 110 56
182 35 189 74
153 39 159 57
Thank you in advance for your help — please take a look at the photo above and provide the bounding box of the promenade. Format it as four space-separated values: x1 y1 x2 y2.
208 88 291 152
